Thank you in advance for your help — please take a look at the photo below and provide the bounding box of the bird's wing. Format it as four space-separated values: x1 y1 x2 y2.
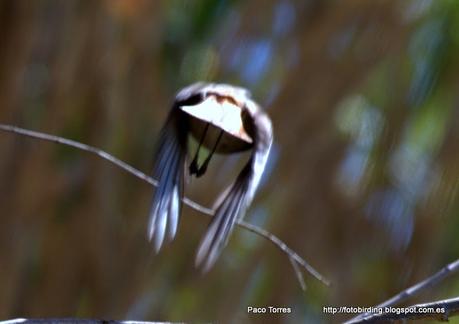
195 111 273 271
148 109 188 252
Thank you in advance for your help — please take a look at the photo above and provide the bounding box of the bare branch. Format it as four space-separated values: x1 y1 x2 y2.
345 258 459 323
346 296 459 323
289 255 307 291
0 319 180 324
0 123 329 287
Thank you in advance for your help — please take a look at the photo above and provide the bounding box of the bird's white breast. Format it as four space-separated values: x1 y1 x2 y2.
180 96 254 153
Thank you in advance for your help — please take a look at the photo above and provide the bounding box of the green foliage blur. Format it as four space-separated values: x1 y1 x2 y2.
1 0 459 323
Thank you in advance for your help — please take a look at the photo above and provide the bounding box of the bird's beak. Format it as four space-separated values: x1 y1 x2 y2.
180 96 253 144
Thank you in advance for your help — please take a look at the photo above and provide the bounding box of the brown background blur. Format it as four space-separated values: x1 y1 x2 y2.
1 0 459 323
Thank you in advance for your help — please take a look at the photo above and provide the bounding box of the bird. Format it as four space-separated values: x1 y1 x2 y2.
148 82 273 271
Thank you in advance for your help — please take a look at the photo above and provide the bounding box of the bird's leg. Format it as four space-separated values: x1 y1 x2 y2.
196 129 223 177
190 122 210 176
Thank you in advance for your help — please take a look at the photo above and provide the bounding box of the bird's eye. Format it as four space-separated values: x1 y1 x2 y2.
178 93 203 106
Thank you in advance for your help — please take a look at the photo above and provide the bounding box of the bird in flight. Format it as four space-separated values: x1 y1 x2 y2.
148 82 273 271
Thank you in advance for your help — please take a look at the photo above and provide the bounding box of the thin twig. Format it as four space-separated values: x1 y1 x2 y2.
0 123 329 287
346 296 459 323
345 258 459 323
289 256 307 291
0 320 181 324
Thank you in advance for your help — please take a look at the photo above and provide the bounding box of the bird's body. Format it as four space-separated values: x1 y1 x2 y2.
149 82 273 270
179 83 254 153
186 109 252 154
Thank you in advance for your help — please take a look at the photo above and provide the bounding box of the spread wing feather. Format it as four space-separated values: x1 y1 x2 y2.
148 110 187 252
195 112 272 271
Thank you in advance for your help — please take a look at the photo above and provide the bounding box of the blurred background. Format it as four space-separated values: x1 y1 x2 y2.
1 0 459 323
